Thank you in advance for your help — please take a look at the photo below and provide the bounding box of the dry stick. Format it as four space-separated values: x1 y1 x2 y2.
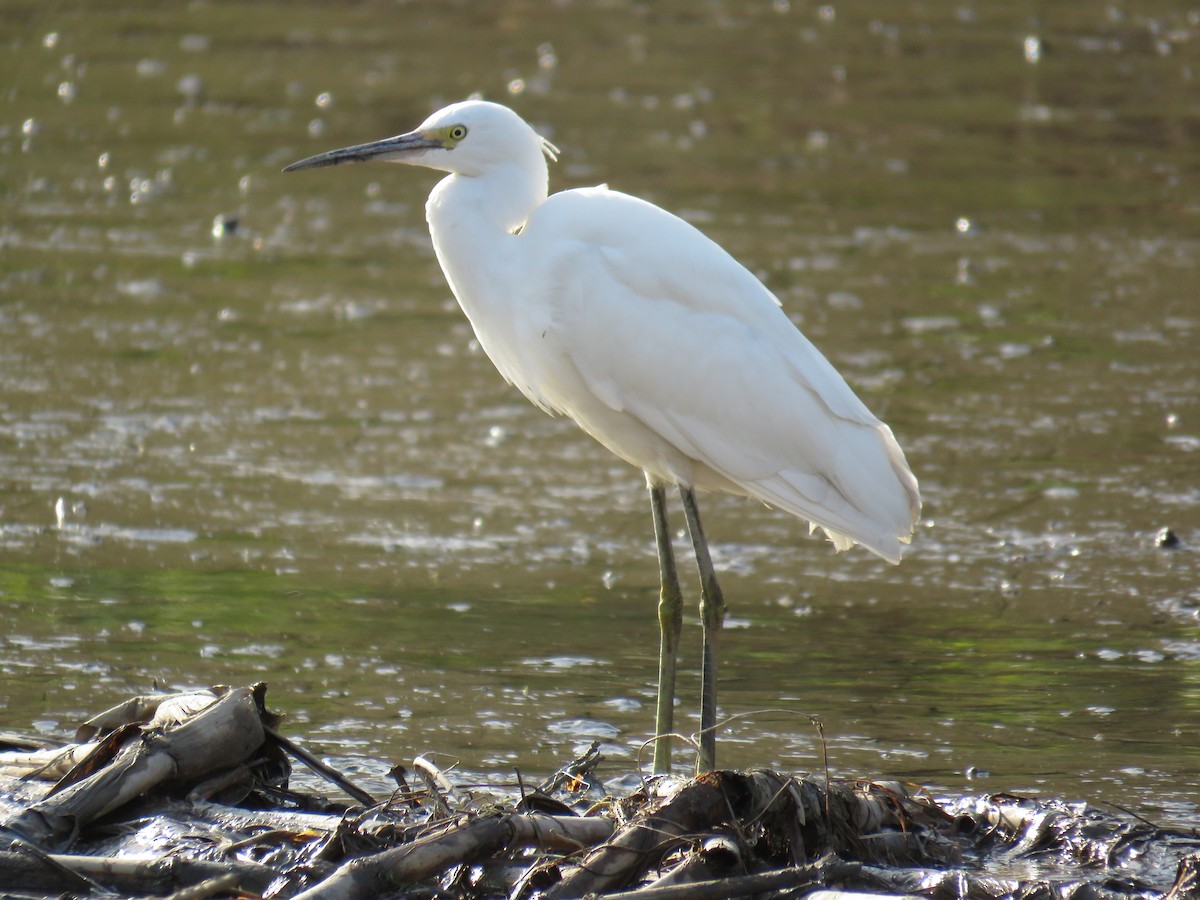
817 717 832 824
265 726 377 808
515 767 531 805
601 859 861 900
412 755 454 818
388 765 422 809
635 732 700 782
291 812 614 900
635 709 824 786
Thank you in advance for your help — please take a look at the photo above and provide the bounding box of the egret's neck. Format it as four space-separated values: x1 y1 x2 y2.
425 164 547 319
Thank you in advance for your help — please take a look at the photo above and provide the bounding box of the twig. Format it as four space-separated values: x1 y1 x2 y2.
413 755 454 818
265 725 377 808
388 764 422 809
601 859 860 900
539 741 603 794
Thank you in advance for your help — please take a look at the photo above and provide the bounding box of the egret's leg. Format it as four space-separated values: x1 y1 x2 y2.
650 482 684 775
680 486 726 773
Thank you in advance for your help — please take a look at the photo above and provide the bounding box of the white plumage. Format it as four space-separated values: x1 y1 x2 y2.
285 99 920 772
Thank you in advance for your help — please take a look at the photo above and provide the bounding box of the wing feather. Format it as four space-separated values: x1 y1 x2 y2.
519 186 920 561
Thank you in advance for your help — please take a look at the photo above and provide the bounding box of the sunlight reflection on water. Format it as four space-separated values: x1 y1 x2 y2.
0 0 1198 826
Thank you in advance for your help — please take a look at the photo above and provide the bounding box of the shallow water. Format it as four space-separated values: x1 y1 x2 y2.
2 3 1199 824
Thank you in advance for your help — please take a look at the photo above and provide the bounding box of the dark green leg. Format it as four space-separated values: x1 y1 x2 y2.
650 483 684 775
680 486 726 773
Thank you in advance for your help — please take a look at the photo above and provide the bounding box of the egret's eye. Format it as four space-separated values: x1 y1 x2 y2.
447 125 468 142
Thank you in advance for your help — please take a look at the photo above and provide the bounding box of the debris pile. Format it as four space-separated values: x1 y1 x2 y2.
1 684 1196 899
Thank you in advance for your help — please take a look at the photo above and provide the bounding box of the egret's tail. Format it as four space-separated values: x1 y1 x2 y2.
742 421 920 564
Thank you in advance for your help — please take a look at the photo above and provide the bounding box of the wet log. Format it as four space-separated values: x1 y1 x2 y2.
185 797 352 835
2 687 265 847
293 811 614 900
0 849 277 895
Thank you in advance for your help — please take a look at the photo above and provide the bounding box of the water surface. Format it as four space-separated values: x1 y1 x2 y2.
2 2 1198 824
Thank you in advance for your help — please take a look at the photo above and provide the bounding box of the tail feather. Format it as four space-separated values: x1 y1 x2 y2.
743 422 920 564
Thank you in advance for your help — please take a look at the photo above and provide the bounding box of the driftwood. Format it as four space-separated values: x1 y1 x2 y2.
0 849 278 895
3 686 267 846
547 769 741 898
292 812 616 900
1 683 1198 900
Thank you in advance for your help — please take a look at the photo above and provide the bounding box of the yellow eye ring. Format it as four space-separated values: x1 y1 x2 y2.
448 125 468 141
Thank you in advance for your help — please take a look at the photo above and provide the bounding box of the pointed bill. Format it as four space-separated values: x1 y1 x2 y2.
282 131 443 173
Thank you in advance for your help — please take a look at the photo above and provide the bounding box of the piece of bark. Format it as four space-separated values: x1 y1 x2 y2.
74 688 227 742
46 722 142 796
0 741 103 780
2 687 265 847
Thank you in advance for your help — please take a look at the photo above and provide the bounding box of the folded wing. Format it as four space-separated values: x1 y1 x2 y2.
521 187 920 562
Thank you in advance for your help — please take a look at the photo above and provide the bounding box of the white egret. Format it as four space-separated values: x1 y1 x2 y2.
284 100 920 774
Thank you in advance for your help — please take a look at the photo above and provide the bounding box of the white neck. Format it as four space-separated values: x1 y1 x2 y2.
424 162 548 388
426 163 545 306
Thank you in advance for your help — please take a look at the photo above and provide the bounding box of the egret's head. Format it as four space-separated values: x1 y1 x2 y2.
283 100 557 178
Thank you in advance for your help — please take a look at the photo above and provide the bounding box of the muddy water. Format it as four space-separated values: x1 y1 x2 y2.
2 3 1198 822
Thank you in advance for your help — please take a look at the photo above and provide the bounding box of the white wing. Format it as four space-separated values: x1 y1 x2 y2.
517 187 920 562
